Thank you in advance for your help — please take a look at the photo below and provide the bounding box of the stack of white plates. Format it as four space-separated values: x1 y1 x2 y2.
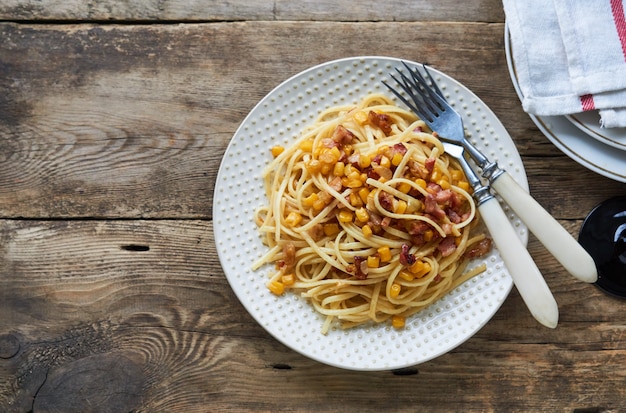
504 25 626 183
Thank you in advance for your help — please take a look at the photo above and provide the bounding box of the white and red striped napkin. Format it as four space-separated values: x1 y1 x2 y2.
504 0 626 128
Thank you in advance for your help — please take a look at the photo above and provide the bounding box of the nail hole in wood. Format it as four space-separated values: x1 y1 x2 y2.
392 367 418 376
120 245 150 252
272 363 292 370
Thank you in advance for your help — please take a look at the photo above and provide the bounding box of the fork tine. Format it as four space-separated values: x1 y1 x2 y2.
402 62 447 113
421 64 445 99
384 69 437 122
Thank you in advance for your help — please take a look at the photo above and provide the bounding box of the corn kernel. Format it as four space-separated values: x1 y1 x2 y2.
423 229 434 242
354 110 369 124
378 145 390 155
302 193 319 207
299 140 313 152
389 283 401 298
415 178 427 189
394 200 408 215
323 223 340 236
431 168 441 181
313 199 326 211
455 236 462 246
398 270 415 281
391 315 406 329
349 192 363 207
409 261 431 278
362 224 373 238
377 246 392 263
346 179 362 188
306 159 322 173
281 273 295 286
338 210 353 223
333 161 345 177
458 181 470 192
321 164 332 176
358 154 371 169
271 146 285 157
438 179 451 190
391 152 404 166
408 260 424 274
358 188 370 204
355 207 369 223
285 211 302 227
343 144 354 156
451 169 464 182
397 182 412 194
268 280 285 295
367 256 380 268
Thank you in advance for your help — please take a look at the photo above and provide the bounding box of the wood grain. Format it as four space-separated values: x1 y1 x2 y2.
0 0 506 22
1 220 625 412
2 21 621 220
1 2 626 411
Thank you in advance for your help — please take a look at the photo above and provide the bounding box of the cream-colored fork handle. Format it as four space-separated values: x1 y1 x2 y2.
479 197 559 328
490 172 597 283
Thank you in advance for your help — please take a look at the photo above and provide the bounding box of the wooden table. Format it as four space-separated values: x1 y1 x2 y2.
1 1 625 411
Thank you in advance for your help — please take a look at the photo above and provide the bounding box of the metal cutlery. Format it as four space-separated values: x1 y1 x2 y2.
442 141 558 328
383 62 598 284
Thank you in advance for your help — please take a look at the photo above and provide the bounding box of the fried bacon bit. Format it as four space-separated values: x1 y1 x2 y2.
282 242 296 269
352 256 369 280
408 159 429 180
332 125 357 145
424 158 436 175
464 238 493 259
399 244 417 266
437 236 457 257
424 195 446 220
309 224 324 241
378 191 394 211
406 220 430 235
392 143 408 156
328 176 343 192
368 111 393 135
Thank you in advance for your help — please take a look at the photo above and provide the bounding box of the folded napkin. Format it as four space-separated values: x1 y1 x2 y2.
504 0 626 128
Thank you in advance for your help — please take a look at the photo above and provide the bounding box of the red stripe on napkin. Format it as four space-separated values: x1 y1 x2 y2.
580 94 596 111
611 0 626 60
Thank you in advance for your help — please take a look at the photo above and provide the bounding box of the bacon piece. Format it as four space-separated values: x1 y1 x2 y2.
368 111 393 134
353 256 369 280
424 158 436 174
399 244 417 266
282 243 296 269
309 224 324 241
406 220 430 235
464 238 493 259
332 125 357 145
328 176 343 192
408 160 429 180
392 143 408 156
437 236 457 257
378 191 394 211
424 195 446 220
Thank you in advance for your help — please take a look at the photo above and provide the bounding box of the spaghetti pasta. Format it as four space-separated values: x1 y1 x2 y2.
252 93 492 334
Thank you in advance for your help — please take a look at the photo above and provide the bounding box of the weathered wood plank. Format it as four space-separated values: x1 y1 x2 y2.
0 219 624 412
0 0 506 22
3 21 622 220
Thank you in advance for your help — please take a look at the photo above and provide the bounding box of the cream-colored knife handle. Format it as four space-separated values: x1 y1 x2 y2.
479 197 559 328
490 172 597 283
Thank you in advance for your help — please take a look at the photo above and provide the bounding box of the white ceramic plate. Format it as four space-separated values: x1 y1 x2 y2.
214 56 529 371
566 111 626 151
504 25 626 183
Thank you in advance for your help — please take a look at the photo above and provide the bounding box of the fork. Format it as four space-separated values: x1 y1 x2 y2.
384 64 560 328
384 62 597 284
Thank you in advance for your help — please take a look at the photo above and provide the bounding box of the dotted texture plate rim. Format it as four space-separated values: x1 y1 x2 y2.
213 56 529 371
